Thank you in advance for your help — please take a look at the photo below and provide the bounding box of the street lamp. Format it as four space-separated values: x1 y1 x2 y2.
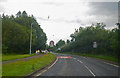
30 23 34 54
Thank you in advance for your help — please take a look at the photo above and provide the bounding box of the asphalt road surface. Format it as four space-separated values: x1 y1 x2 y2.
36 53 119 77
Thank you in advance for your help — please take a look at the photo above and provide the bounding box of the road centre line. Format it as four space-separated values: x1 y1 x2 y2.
103 62 119 68
78 60 83 63
72 57 96 76
84 65 96 76
36 58 58 76
72 57 76 59
81 56 87 59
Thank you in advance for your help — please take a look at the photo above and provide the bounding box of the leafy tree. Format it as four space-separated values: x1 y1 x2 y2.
66 39 70 44
56 39 65 48
2 11 47 54
62 23 118 57
22 11 27 17
16 11 21 17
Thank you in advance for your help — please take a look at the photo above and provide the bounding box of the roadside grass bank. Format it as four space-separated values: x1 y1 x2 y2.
2 53 44 61
55 52 119 63
2 53 56 76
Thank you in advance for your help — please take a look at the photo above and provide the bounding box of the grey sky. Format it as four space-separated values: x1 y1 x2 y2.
88 2 118 27
0 0 119 44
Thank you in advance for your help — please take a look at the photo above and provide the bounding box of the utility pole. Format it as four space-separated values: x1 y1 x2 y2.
30 23 34 54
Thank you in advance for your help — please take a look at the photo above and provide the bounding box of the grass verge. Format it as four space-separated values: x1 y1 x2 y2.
56 52 119 63
2 53 40 61
2 53 56 76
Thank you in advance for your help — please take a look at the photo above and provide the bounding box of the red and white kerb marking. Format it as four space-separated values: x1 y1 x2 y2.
57 56 72 58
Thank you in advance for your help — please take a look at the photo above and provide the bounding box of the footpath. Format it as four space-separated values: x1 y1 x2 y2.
2 54 45 64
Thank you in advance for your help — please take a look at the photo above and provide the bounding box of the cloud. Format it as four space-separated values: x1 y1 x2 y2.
0 5 5 13
37 2 118 28
0 0 8 13
118 1 120 22
36 16 49 21
88 2 118 27
62 2 118 28
0 1 6 13
40 2 63 6
89 2 118 15
0 0 7 2
1 0 118 43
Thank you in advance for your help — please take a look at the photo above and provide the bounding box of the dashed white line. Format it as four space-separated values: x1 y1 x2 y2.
84 65 96 76
36 58 58 76
77 60 83 63
103 62 119 68
82 56 87 59
73 57 76 60
78 60 83 63
72 57 95 76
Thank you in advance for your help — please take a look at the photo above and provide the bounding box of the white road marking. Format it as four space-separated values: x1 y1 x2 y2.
72 57 95 76
77 60 83 63
73 57 76 60
36 58 58 76
84 65 96 76
82 56 87 59
103 62 119 68
78 60 83 63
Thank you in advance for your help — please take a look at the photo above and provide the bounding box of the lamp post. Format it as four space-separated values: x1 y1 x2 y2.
30 23 34 54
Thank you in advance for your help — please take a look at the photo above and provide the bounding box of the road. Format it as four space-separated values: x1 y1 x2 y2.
36 53 119 77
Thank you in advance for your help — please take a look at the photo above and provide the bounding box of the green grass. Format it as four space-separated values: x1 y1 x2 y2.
55 52 119 63
0 53 1 77
2 53 56 76
2 53 39 61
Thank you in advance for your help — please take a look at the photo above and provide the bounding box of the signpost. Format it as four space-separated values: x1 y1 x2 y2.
49 40 54 52
93 42 97 48
49 40 54 47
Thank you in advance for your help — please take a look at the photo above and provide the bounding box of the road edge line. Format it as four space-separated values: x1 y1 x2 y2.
26 54 58 77
36 57 58 76
103 62 119 68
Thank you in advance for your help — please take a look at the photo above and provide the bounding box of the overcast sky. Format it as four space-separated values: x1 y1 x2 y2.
0 0 119 44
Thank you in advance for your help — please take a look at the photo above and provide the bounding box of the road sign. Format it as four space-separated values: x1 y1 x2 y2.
49 40 54 47
93 42 97 48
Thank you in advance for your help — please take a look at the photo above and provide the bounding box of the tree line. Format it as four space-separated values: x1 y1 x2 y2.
2 11 47 54
56 23 119 58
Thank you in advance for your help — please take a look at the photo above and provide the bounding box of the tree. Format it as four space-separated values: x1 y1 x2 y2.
10 15 14 20
56 39 65 48
66 39 70 44
22 11 27 17
16 11 21 17
62 23 118 57
2 11 47 54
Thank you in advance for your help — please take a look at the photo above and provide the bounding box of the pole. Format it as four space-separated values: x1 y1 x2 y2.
30 23 33 54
